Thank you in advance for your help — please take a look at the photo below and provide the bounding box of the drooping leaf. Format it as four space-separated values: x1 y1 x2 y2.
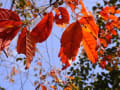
54 7 70 27
17 27 36 69
0 20 22 51
82 30 98 63
0 8 22 52
0 8 20 21
30 12 53 43
59 21 82 70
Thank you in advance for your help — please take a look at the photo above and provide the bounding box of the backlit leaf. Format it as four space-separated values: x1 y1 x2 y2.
54 7 70 28
82 30 98 63
59 21 82 70
0 8 22 52
17 27 36 69
30 12 53 43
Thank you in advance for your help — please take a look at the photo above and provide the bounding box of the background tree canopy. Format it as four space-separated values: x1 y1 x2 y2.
0 0 120 89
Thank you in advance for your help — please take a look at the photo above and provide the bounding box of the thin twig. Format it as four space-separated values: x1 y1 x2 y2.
10 0 15 10
3 50 8 58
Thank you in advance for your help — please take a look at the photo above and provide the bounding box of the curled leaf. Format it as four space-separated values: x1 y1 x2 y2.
54 7 70 27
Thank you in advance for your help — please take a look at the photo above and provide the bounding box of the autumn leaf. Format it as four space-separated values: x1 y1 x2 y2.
64 0 78 12
17 27 36 69
30 12 53 43
0 8 22 52
79 15 99 38
82 30 98 63
99 38 108 47
59 21 82 70
100 60 106 69
0 8 20 21
79 0 99 38
40 85 47 90
80 0 88 16
0 20 22 51
54 7 70 27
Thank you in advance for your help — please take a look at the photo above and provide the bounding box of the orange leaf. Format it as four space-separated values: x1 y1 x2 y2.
100 38 108 47
82 30 98 63
110 29 117 36
30 12 53 43
59 21 82 70
63 86 72 90
54 7 69 27
109 14 119 21
64 0 78 12
40 85 47 90
80 0 88 16
79 15 99 37
17 27 36 69
116 9 120 14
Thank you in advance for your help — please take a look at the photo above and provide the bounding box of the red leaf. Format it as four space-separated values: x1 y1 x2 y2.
54 7 70 27
0 8 22 52
106 34 112 43
100 60 106 69
59 21 82 70
100 38 108 47
17 27 36 69
30 12 53 43
0 8 20 21
0 20 22 51
40 85 47 90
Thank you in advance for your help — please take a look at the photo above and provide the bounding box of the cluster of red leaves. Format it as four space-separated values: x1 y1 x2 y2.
0 0 119 70
59 0 99 69
17 12 54 69
0 0 99 70
0 8 54 69
98 5 120 69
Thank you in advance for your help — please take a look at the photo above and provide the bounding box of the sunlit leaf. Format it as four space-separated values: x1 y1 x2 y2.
30 12 53 43
17 27 36 69
54 7 69 28
59 21 82 70
82 30 98 63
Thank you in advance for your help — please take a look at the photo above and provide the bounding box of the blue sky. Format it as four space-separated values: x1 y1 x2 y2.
0 0 105 90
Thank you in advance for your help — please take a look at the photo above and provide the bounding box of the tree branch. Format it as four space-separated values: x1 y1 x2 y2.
10 0 15 10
